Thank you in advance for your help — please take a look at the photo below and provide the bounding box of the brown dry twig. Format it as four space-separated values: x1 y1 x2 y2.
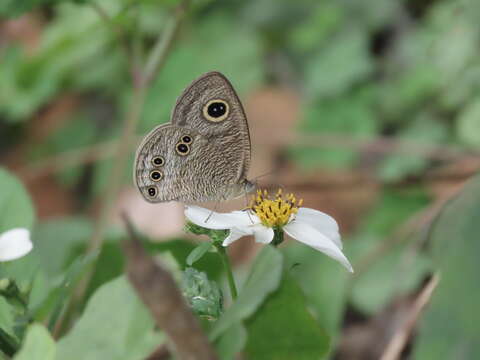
122 212 218 360
380 274 440 360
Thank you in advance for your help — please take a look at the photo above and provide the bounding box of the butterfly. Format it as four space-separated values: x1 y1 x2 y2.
134 71 254 203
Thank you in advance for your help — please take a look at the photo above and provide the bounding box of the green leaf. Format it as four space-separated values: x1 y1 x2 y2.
182 268 223 320
140 12 262 133
351 236 431 314
379 66 441 121
305 30 373 99
245 273 330 360
0 254 41 295
413 174 480 359
342 0 400 29
0 1 125 123
290 86 377 169
0 168 35 233
39 115 98 187
56 276 162 360
146 239 223 280
215 324 247 360
45 253 97 329
358 189 430 237
378 113 448 181
185 222 229 244
349 189 431 314
32 218 92 277
283 243 349 338
210 245 283 340
0 0 93 18
457 99 480 148
1 0 54 18
13 324 56 360
426 2 478 83
186 242 213 266
287 3 343 53
85 241 125 301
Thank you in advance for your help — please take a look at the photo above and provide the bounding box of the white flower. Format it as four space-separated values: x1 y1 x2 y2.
185 190 353 273
0 228 33 262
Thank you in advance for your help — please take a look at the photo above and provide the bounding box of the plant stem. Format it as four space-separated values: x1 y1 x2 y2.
271 228 284 246
143 2 187 85
214 244 238 300
90 1 135 73
87 84 146 254
59 1 188 336
0 328 19 357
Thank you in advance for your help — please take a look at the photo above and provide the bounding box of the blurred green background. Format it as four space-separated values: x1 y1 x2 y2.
1 0 480 359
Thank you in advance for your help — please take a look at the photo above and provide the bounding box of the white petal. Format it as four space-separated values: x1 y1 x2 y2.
252 225 274 244
223 225 273 246
295 207 343 249
0 228 33 262
284 222 353 272
223 227 252 246
185 206 259 230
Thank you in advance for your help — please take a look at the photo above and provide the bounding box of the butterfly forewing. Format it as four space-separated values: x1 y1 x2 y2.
134 71 252 203
171 71 251 182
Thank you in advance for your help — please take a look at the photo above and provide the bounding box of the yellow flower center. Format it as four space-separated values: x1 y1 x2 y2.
250 189 303 228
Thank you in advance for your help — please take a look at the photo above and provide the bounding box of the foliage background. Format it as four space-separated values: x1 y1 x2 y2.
1 0 480 359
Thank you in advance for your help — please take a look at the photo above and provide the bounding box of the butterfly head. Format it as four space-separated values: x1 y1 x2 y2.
221 179 256 201
244 179 256 195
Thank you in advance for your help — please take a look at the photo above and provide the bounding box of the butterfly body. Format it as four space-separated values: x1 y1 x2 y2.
134 72 254 203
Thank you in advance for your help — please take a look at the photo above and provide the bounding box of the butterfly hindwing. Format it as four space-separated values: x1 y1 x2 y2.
134 124 241 203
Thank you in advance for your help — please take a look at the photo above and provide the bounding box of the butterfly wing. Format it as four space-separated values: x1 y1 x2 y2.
171 71 251 182
134 124 243 203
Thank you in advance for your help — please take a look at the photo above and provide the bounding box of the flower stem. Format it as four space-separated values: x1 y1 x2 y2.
0 278 28 310
271 228 284 246
214 244 238 300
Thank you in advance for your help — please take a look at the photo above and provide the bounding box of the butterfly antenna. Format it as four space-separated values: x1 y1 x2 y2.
252 167 279 182
251 168 288 194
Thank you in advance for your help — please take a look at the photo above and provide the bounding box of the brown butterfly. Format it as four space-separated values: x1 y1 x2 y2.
134 71 254 203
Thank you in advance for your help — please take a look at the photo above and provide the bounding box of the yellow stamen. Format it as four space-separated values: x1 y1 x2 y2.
250 189 303 228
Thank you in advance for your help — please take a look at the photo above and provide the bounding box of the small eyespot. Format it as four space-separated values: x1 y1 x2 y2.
176 143 190 156
147 187 157 197
150 170 163 181
182 135 192 143
202 99 229 122
152 156 164 166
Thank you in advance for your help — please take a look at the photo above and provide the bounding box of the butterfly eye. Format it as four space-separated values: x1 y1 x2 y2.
151 156 164 166
150 170 163 181
147 187 157 197
181 135 192 143
176 143 190 156
203 99 229 122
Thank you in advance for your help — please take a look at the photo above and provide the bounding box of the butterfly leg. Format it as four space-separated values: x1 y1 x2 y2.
204 201 219 223
243 187 255 224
